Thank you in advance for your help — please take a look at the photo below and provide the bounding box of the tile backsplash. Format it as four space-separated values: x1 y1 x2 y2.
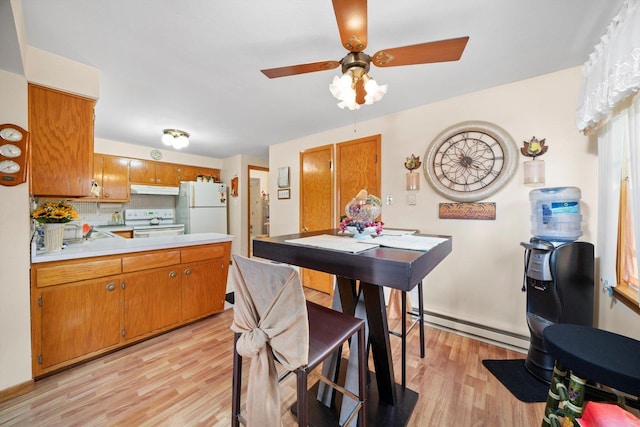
37 195 176 226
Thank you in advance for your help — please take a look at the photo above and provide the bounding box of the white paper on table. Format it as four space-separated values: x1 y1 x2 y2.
284 234 379 253
364 234 447 251
378 229 416 236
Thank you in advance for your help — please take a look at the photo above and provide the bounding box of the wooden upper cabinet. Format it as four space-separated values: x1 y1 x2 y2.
97 154 130 201
129 159 155 184
155 162 179 186
28 84 96 197
178 165 221 182
129 159 179 186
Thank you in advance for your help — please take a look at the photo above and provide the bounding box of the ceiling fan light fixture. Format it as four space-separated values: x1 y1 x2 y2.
162 128 190 149
329 66 386 110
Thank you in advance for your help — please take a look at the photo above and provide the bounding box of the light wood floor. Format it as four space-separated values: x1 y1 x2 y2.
0 289 544 426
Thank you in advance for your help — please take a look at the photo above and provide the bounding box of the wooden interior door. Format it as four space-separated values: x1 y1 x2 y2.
336 134 382 222
299 144 334 294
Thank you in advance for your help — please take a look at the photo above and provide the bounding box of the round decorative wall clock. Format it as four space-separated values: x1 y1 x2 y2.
0 123 29 186
423 121 517 202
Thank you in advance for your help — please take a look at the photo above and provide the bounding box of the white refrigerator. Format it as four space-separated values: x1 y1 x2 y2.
176 182 228 234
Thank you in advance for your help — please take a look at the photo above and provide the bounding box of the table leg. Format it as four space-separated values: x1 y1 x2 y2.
311 278 417 426
361 281 398 405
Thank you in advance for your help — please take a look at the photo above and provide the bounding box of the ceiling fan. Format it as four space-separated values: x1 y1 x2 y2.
261 0 469 110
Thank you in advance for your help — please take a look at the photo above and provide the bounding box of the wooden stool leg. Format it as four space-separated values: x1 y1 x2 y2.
561 372 587 425
542 362 567 427
296 368 309 426
401 291 407 388
231 333 242 427
417 281 425 358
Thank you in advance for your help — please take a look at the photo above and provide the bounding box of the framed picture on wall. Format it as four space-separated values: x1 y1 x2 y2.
230 177 238 197
278 166 290 188
278 188 290 199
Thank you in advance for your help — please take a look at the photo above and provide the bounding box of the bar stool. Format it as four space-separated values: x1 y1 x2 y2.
541 324 640 427
231 255 368 426
388 282 425 388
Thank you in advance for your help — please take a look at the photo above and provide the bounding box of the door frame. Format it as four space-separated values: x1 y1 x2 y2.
247 165 269 257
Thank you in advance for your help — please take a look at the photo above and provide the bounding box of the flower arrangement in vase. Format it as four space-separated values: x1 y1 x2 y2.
31 201 80 252
339 189 384 238
31 200 80 224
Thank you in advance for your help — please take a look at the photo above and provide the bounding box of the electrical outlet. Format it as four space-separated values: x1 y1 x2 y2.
386 194 393 205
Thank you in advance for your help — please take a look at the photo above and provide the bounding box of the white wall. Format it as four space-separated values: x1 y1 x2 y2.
94 138 222 169
222 155 269 258
269 66 639 347
0 69 32 393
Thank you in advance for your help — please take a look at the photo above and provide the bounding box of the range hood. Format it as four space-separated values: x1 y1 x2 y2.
130 184 179 196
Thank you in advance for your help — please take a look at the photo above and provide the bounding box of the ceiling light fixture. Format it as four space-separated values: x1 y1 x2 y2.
329 52 387 111
161 128 190 149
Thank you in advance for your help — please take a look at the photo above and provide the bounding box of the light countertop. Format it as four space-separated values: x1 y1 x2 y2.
31 232 234 263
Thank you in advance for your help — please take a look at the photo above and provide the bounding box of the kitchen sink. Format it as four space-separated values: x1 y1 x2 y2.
87 231 115 240
63 230 116 245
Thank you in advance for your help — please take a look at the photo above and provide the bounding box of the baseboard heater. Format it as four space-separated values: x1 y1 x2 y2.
420 309 530 352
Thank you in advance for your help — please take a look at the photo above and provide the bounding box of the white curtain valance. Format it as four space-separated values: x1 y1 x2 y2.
577 0 640 131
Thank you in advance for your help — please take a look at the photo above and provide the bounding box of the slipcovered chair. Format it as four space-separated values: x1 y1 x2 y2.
230 254 367 426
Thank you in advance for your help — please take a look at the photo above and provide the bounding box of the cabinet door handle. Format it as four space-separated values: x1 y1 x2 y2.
105 282 116 291
184 269 192 275
169 271 177 279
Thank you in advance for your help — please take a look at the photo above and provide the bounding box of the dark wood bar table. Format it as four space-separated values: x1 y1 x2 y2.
253 229 452 426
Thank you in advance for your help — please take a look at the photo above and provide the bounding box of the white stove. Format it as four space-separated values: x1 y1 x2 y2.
124 209 185 238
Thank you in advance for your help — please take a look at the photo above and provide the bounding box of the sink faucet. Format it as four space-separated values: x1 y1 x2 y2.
83 226 95 240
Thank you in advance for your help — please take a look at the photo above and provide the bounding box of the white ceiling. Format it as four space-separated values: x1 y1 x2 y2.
11 0 624 158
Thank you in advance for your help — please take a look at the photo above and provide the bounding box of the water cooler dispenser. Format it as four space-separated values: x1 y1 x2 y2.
521 187 595 382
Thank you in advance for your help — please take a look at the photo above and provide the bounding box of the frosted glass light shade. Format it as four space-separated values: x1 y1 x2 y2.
161 129 190 149
329 69 387 111
406 172 420 190
524 159 545 186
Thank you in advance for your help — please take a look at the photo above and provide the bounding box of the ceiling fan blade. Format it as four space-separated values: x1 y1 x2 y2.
332 0 367 52
261 60 340 78
372 37 469 68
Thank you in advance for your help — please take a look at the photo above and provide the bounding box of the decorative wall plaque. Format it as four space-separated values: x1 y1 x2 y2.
438 202 496 220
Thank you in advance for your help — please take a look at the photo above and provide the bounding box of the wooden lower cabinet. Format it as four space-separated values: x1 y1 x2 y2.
39 276 122 369
30 242 231 377
181 259 225 321
123 266 182 341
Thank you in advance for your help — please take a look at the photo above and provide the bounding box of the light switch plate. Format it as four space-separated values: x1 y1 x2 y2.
407 194 417 205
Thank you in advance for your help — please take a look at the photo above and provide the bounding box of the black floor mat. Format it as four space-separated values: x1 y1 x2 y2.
482 359 549 403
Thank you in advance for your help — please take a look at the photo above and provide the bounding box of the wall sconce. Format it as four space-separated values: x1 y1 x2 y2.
521 137 548 187
162 128 190 149
404 154 422 190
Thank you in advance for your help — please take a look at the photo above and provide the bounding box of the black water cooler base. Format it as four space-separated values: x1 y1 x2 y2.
525 343 553 383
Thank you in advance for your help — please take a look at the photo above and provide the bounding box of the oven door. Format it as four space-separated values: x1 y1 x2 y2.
133 227 184 238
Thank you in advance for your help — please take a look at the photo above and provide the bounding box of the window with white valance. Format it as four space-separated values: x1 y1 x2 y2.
577 0 640 306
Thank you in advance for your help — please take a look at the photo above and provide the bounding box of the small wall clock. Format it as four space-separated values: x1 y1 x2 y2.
150 149 163 160
0 123 29 186
423 121 517 202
